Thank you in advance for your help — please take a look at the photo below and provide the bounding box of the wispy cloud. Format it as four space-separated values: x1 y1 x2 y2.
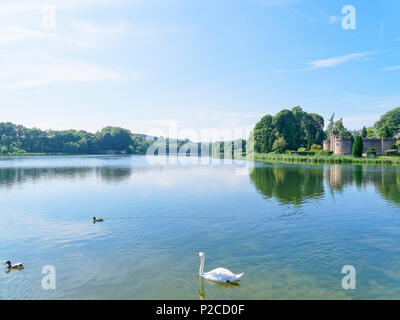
307 52 375 69
0 56 128 90
276 51 375 73
0 25 93 47
0 0 129 14
383 65 400 71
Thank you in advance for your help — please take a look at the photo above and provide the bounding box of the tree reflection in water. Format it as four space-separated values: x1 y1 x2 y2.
250 163 400 206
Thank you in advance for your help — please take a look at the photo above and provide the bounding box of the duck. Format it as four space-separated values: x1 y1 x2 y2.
93 217 104 223
5 261 24 269
197 252 244 285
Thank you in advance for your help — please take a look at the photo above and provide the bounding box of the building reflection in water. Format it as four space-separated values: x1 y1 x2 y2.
250 163 400 206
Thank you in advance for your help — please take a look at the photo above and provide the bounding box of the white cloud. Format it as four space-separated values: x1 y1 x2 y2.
275 52 376 73
0 25 93 47
0 57 128 90
384 65 400 71
0 0 129 14
307 52 375 69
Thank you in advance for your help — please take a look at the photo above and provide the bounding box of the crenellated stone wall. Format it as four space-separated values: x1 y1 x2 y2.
323 133 397 155
323 139 330 151
335 137 353 155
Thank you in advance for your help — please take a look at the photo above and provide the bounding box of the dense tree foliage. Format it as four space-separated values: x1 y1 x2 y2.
292 106 325 148
253 107 325 153
272 136 287 154
352 136 363 157
253 115 275 154
0 122 248 157
98 127 133 151
361 126 367 138
0 122 154 155
374 107 400 138
326 114 335 134
366 126 377 138
327 118 352 138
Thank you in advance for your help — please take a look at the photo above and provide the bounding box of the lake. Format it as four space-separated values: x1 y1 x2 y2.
0 155 399 299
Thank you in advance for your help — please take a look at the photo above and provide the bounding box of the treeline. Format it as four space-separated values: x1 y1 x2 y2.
149 138 247 157
252 106 325 154
0 122 154 155
0 122 247 157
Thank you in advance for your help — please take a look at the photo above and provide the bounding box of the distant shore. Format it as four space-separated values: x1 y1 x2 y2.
3 152 400 166
0 152 138 157
0 152 88 157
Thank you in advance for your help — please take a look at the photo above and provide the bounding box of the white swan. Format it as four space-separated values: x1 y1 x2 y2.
197 252 244 284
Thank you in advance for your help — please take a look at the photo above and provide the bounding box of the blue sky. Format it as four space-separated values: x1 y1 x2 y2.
0 0 399 140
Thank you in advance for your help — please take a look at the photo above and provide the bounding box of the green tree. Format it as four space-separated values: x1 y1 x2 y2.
253 107 325 153
326 113 335 135
272 109 299 150
98 127 133 151
253 114 275 153
332 119 352 138
374 107 400 137
361 126 367 138
309 113 326 146
383 126 392 138
352 136 363 158
367 126 377 138
272 136 287 154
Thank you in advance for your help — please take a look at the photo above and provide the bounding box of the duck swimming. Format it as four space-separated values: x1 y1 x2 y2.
5 261 24 269
93 217 104 223
197 252 244 285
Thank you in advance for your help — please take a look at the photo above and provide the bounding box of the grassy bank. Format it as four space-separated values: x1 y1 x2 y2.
254 152 400 165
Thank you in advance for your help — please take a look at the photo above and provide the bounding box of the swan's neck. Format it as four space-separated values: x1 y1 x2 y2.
199 256 205 276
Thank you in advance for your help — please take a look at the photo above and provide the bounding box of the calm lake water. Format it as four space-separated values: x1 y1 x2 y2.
0 155 400 299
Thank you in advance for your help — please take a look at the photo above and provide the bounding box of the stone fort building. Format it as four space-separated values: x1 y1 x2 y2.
323 133 397 155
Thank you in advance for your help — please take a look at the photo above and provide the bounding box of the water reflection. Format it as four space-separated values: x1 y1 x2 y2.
197 277 241 300
1 159 400 207
250 165 324 205
5 266 24 274
250 164 400 206
198 277 205 300
326 165 400 205
0 167 132 189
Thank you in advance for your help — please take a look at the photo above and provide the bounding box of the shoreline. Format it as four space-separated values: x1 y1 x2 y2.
0 152 143 157
3 152 400 167
253 153 400 166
